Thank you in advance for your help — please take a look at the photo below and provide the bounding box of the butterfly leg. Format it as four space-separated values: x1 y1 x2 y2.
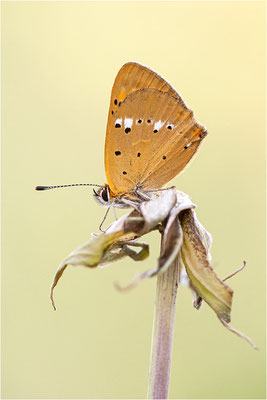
99 207 111 232
119 197 141 211
143 186 176 193
135 189 151 201
113 206 118 220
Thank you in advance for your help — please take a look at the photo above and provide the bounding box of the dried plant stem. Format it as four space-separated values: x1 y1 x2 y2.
147 255 180 399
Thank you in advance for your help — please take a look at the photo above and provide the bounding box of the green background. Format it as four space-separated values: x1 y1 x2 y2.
2 1 265 398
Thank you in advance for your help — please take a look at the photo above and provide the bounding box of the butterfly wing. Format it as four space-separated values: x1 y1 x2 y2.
105 62 188 186
107 62 186 118
105 88 207 196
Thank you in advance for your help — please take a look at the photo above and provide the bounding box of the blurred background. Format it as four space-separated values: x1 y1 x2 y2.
2 1 265 399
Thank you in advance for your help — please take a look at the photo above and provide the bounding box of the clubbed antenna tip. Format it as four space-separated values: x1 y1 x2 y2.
35 186 49 190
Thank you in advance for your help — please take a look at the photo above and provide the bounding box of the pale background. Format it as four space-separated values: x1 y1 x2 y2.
2 1 265 399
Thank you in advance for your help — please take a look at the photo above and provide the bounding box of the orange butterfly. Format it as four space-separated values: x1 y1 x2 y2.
36 62 207 222
94 62 207 208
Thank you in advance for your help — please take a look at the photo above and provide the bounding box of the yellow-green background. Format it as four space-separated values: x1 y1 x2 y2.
2 1 265 399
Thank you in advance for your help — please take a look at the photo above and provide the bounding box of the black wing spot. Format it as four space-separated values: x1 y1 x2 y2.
167 125 173 130
125 127 131 134
137 152 141 157
137 119 142 124
118 102 121 106
111 110 114 115
115 123 121 128
162 156 166 160
122 171 127 175
147 119 151 123
184 146 188 149
153 129 158 133
115 151 121 156
114 99 117 105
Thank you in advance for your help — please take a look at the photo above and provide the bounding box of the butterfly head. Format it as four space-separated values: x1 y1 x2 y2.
93 184 133 209
93 184 113 207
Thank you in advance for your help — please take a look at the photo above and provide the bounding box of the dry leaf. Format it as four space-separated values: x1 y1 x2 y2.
49 189 257 348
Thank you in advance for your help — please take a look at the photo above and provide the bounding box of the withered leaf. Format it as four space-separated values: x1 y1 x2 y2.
180 209 233 322
48 189 257 348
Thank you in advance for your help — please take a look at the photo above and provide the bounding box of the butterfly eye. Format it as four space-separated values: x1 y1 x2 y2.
101 188 109 202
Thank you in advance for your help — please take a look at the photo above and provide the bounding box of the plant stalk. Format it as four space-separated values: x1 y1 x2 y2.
147 254 180 399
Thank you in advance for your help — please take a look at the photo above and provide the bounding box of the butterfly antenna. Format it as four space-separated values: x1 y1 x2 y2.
35 183 103 191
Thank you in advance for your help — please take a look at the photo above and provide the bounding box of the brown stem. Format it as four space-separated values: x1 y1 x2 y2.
147 254 180 399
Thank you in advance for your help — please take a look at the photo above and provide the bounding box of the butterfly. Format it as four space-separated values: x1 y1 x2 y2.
93 62 207 208
36 62 207 222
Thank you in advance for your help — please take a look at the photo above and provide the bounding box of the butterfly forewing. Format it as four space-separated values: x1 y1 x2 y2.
105 62 187 151
105 88 207 196
107 62 185 116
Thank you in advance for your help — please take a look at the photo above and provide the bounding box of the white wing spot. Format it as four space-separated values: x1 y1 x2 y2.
124 118 133 129
115 118 122 127
166 123 175 130
154 120 165 131
184 142 192 149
